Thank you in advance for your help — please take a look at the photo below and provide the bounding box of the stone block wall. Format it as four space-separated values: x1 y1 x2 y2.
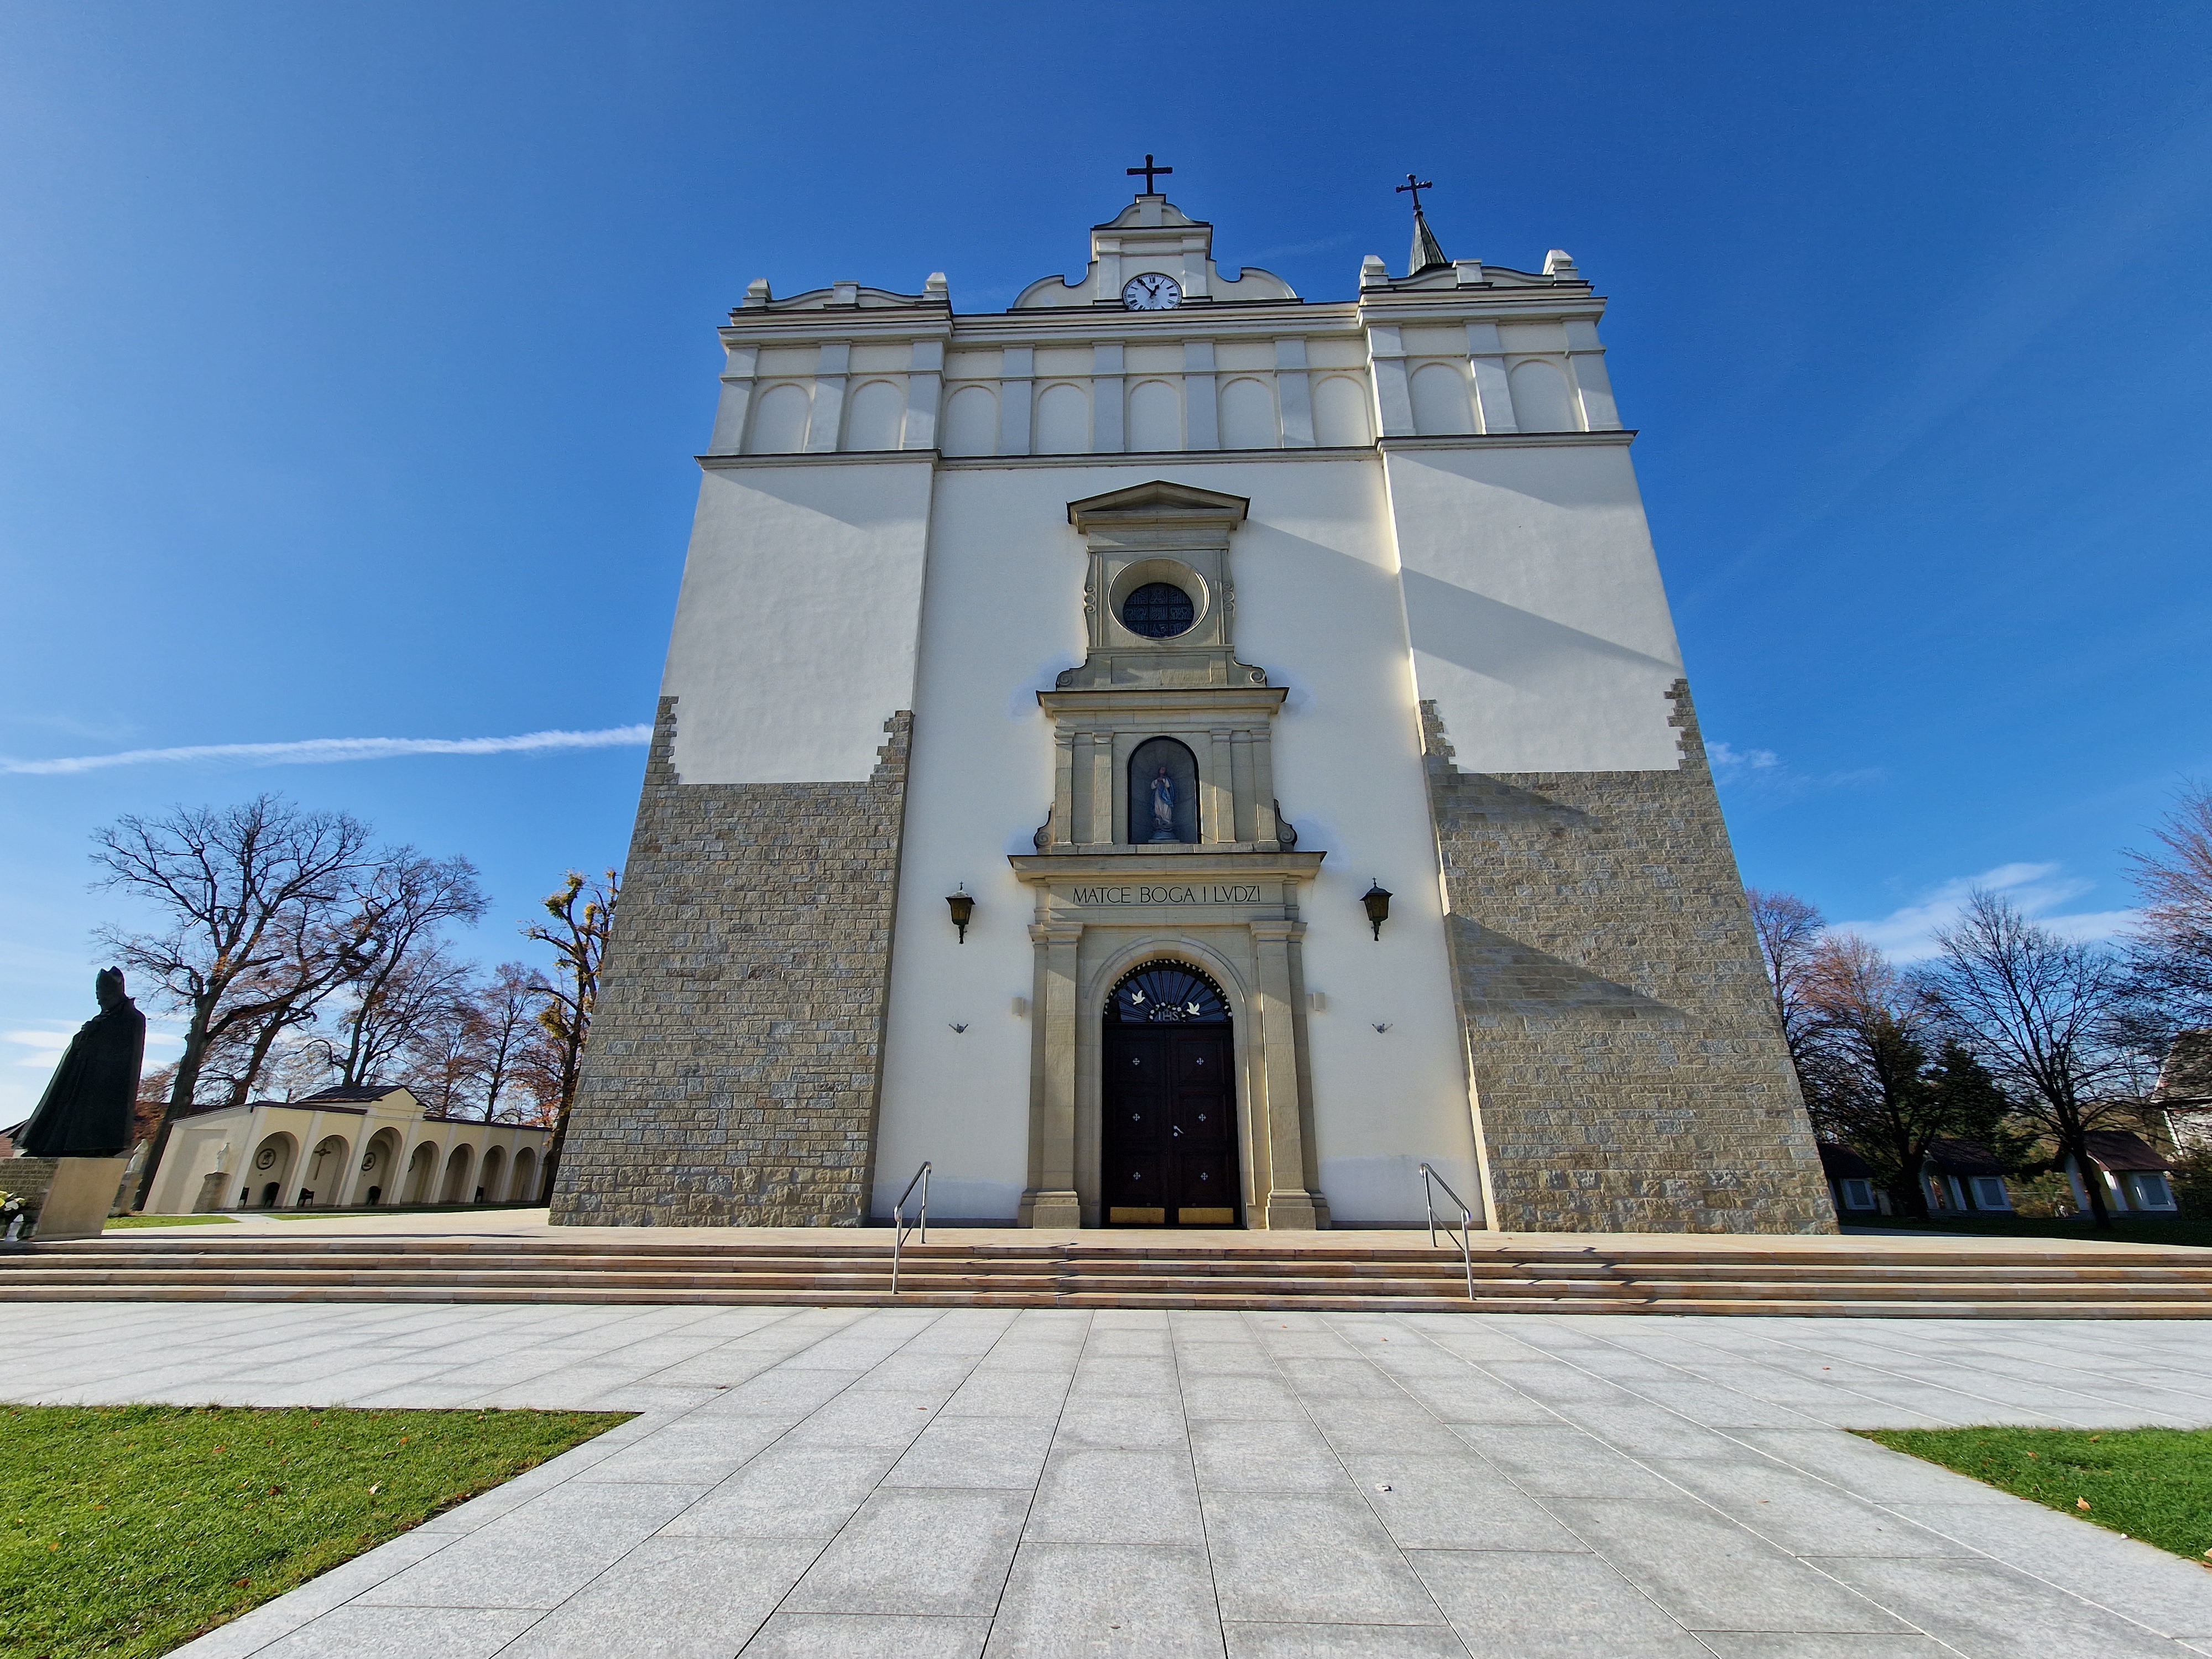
1 1156 58 1232
550 698 913 1227
1421 683 1835 1233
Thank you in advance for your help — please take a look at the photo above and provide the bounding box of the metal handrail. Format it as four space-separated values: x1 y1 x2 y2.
891 1161 930 1294
1418 1162 1476 1301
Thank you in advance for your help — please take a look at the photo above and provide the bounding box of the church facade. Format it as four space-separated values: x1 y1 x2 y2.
550 185 1835 1235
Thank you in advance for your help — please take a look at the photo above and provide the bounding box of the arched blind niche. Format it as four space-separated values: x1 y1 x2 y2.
1128 737 1200 844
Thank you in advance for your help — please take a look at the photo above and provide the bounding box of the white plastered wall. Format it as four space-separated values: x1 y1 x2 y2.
1383 444 1684 773
664 459 938 784
873 457 1481 1224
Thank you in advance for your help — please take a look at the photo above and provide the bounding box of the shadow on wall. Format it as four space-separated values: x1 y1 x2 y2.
1447 915 1686 1027
1400 570 1679 689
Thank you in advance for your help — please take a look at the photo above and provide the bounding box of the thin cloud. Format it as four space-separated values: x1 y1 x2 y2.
1835 861 2137 962
1707 740 1884 799
0 726 653 776
5 1026 184 1066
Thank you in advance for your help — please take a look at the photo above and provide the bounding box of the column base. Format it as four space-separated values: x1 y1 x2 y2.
1020 1188 1082 1229
1262 1188 1329 1231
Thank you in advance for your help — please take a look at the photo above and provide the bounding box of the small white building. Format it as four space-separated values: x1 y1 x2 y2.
1921 1139 2014 1215
2064 1131 2179 1216
142 1085 552 1215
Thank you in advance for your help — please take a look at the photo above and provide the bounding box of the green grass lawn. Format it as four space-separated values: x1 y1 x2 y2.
0 1405 628 1659
103 1214 236 1229
1858 1427 2212 1562
1848 1214 2212 1249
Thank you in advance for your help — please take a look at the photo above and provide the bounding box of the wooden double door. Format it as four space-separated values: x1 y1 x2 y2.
1101 1024 1239 1227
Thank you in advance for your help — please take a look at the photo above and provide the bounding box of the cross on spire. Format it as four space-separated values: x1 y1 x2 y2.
1396 173 1435 214
1126 154 1172 194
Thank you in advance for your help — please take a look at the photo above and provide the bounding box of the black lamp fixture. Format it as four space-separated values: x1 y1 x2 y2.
1361 880 1392 940
946 883 974 943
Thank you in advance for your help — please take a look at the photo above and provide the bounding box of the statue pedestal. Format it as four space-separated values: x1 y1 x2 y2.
27 1156 132 1240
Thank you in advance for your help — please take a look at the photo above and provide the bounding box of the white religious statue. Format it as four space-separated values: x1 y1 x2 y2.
1150 764 1177 842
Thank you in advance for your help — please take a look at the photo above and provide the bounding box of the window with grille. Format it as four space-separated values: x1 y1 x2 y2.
1120 582 1194 638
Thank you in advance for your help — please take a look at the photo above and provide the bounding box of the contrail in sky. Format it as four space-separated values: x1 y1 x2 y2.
0 726 654 776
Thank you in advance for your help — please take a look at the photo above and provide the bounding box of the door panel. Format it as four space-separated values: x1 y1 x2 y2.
1103 1024 1238 1227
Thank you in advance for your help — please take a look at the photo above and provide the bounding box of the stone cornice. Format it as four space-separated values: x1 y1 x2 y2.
1008 850 1327 883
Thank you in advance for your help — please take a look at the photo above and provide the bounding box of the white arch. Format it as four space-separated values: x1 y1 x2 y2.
1218 378 1278 450
1034 383 1089 454
512 1145 541 1204
942 385 998 456
1508 359 1577 432
1312 375 1372 447
244 1131 299 1209
480 1144 507 1204
746 383 810 453
1128 380 1181 452
403 1140 440 1204
844 379 904 451
440 1144 477 1204
349 1127 404 1207
302 1134 352 1208
1411 363 1474 435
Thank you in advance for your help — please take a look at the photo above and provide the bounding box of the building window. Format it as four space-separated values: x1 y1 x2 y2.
2126 1172 2174 1209
1121 582 1194 638
1840 1178 1874 1211
1971 1176 2008 1210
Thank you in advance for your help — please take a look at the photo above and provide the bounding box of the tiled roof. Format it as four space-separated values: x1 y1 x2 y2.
1816 1142 1875 1181
2153 1030 2212 1105
1925 1139 2006 1177
2082 1130 2174 1173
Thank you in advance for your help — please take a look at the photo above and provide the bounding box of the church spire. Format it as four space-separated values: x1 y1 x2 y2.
1396 173 1451 276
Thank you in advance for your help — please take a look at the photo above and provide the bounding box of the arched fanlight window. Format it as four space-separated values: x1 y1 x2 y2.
1107 963 1230 1025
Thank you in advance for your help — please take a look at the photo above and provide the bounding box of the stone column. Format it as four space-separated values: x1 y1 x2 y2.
1364 324 1415 439
999 346 1034 455
1087 734 1115 846
1202 728 1235 844
1021 924 1084 1229
1051 728 1078 849
1275 338 1314 448
805 341 849 452
707 345 758 454
1465 322 1517 435
1251 920 1323 1229
1092 342 1125 454
1564 320 1620 430
903 340 943 450
1183 340 1219 450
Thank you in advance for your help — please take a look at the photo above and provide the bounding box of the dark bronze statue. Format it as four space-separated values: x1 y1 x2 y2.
20 968 145 1159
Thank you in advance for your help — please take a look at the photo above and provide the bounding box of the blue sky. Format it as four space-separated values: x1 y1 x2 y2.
4 2 2208 1118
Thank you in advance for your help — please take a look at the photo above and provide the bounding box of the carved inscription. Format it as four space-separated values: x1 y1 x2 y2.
1070 884 1264 907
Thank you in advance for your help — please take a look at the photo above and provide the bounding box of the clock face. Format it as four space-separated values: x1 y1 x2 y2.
1122 273 1182 311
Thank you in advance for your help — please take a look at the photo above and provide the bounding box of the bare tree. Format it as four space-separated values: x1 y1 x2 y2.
324 853 488 1087
526 869 619 1192
2125 781 2212 1029
95 796 375 1208
1924 890 2139 1225
325 940 477 1091
1747 888 1827 1080
469 962 551 1123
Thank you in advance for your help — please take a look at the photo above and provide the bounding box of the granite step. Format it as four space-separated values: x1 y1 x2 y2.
4 1233 2208 1317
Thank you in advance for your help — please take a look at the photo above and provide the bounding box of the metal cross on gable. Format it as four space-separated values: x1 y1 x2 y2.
1127 154 1172 194
1396 173 1435 213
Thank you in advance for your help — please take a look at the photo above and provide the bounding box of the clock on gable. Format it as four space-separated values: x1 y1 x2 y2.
1121 273 1182 311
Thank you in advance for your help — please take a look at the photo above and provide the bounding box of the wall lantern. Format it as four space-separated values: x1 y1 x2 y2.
1361 880 1393 940
946 884 975 943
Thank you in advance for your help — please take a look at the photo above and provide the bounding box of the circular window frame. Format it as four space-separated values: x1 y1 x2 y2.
1107 558 1210 643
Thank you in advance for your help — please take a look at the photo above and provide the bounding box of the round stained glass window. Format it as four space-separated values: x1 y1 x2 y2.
1120 582 1195 638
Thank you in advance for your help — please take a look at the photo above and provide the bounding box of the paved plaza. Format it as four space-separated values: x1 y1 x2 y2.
6 1300 2212 1657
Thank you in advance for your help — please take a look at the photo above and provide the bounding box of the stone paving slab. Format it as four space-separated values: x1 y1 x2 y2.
3 1301 2211 1656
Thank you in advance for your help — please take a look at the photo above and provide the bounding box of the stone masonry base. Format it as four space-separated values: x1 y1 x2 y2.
549 699 912 1227
1421 684 1837 1234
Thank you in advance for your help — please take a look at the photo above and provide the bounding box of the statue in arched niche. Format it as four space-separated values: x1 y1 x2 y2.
1149 764 1176 842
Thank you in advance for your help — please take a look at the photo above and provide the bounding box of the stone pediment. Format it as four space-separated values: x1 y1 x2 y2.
1067 482 1249 534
